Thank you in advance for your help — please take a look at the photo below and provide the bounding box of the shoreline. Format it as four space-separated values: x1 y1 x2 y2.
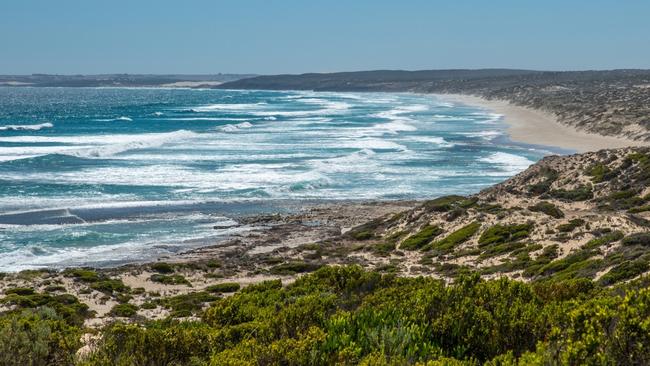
437 93 649 153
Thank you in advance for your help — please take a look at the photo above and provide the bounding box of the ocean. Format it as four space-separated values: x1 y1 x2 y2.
0 87 559 271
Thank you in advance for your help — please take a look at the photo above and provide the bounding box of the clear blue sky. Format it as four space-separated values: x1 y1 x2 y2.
1 0 649 74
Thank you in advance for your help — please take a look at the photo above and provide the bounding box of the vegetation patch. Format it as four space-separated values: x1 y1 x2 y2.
150 274 191 286
478 223 533 247
162 292 218 317
548 185 593 201
151 262 175 274
0 291 92 326
557 218 585 233
423 221 481 253
528 167 559 195
269 261 322 275
599 260 649 286
583 230 624 249
528 201 564 219
63 268 100 282
205 282 241 293
400 225 443 250
90 279 129 294
109 303 139 318
622 233 650 247
421 195 475 212
585 163 615 183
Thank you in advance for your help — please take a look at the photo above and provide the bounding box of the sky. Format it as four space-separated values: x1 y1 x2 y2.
1 0 649 75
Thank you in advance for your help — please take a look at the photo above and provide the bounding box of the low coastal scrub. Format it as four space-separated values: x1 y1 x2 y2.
4 266 650 364
478 223 533 246
149 274 191 286
400 225 443 250
4 266 635 365
528 201 564 218
205 282 240 293
422 221 481 253
548 185 593 201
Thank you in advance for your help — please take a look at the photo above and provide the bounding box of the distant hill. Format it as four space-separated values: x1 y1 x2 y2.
0 73 256 88
220 69 650 141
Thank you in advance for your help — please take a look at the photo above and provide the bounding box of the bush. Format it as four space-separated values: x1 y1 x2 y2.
556 218 585 233
622 232 650 246
599 260 649 285
90 279 129 294
424 221 481 253
162 292 218 317
528 201 564 219
585 163 614 183
421 195 472 212
109 303 139 318
0 308 81 366
149 274 191 286
269 261 322 275
478 223 533 246
549 185 593 201
206 282 241 293
151 262 175 274
401 225 443 250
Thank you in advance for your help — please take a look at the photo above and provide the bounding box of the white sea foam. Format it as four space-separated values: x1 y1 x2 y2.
458 130 503 140
93 116 133 122
219 121 254 132
0 122 53 131
0 130 199 159
480 152 535 175
407 136 455 147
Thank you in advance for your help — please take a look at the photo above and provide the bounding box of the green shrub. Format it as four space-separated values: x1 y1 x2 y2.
527 167 559 195
109 303 139 318
424 221 481 253
400 225 443 250
149 274 191 286
421 195 469 212
0 291 92 326
583 230 624 249
599 260 649 286
90 279 129 294
162 292 218 317
528 201 564 219
4 287 36 296
206 282 241 293
549 185 593 201
0 308 81 366
622 232 650 246
556 218 585 233
64 268 100 282
151 262 175 274
269 261 322 275
478 223 533 246
585 163 614 183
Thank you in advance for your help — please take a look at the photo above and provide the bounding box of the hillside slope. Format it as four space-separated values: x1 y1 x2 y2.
219 69 650 140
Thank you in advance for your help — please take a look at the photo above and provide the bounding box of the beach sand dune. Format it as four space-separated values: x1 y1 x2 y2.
438 94 648 152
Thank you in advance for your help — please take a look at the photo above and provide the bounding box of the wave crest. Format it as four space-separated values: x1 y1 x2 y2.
0 122 53 131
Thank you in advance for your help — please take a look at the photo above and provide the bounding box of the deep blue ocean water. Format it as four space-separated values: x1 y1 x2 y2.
0 87 560 270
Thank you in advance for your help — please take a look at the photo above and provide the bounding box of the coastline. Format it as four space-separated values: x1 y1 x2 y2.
437 93 649 153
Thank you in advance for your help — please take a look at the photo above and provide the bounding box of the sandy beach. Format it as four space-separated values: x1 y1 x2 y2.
438 94 648 153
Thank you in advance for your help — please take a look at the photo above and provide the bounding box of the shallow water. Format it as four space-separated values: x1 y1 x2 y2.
0 87 558 270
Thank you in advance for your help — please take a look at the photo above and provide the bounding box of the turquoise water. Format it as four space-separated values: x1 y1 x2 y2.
0 87 558 270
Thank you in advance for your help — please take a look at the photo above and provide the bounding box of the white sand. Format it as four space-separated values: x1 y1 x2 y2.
437 94 648 153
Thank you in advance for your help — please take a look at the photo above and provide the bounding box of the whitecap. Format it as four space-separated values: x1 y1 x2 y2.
0 122 53 131
479 152 535 175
